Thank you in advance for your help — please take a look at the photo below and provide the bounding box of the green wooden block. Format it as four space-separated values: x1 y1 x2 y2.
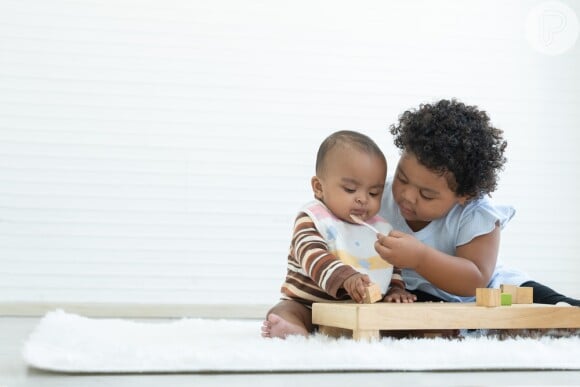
501 292 512 306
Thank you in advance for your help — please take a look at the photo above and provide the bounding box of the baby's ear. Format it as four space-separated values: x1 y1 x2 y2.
311 176 323 199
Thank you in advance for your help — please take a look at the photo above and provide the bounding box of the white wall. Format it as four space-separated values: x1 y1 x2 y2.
1 0 579 314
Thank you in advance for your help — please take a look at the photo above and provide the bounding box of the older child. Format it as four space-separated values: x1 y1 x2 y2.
262 130 416 339
375 99 579 306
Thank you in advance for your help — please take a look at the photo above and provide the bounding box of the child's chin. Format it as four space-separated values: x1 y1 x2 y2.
399 208 414 219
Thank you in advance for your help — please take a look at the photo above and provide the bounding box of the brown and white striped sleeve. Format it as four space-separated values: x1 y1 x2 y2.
285 212 359 299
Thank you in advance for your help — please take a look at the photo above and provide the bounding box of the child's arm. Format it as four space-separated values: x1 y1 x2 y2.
374 225 500 297
291 212 360 298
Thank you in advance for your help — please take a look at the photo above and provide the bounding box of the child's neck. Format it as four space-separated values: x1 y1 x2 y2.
406 219 430 232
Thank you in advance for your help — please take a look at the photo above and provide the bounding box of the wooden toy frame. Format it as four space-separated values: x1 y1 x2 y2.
312 302 580 341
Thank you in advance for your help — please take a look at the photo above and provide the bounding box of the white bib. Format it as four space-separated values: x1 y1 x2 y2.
302 200 393 294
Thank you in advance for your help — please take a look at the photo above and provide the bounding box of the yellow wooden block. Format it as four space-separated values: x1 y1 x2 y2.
515 286 534 304
476 288 501 307
363 283 382 304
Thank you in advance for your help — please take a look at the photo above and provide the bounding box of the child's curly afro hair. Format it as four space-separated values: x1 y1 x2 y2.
390 99 507 199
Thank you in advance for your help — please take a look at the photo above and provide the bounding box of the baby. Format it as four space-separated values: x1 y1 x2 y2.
262 130 415 339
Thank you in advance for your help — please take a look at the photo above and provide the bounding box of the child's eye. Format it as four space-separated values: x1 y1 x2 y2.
343 187 356 193
420 191 435 200
396 173 408 184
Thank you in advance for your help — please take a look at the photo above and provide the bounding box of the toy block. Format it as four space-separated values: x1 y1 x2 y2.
363 283 382 304
515 286 533 304
501 293 512 306
476 288 501 307
500 284 518 297
500 284 534 304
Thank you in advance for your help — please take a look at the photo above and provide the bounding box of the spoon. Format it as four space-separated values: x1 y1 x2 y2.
349 214 380 234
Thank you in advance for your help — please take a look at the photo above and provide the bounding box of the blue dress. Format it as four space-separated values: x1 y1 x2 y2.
379 179 531 302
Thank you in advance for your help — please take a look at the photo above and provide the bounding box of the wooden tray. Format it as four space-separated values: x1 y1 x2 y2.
312 302 580 340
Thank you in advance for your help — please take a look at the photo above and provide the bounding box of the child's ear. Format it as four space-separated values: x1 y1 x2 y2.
457 195 471 206
311 176 323 200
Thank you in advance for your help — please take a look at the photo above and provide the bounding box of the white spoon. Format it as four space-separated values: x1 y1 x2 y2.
349 214 380 234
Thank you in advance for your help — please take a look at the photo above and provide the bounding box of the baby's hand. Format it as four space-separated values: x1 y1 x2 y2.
342 273 371 303
382 287 417 303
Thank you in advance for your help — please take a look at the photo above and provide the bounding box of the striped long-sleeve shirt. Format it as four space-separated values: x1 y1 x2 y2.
280 212 404 306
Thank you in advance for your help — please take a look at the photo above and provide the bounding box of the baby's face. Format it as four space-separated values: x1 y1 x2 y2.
392 151 468 227
312 146 386 223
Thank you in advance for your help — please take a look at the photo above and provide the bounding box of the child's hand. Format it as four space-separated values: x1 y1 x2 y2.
374 230 426 269
342 273 371 303
382 287 417 303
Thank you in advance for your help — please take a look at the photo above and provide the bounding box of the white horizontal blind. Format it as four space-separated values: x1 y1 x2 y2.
1 0 579 310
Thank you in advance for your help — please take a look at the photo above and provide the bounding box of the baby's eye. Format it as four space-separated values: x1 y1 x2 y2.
369 191 380 197
343 187 356 193
396 173 408 183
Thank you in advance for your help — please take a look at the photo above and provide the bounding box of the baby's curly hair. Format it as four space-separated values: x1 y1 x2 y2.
390 99 507 199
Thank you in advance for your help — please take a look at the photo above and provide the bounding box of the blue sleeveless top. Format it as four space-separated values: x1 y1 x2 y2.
380 179 531 302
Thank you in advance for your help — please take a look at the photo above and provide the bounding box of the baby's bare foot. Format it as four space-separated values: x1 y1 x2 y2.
261 313 308 339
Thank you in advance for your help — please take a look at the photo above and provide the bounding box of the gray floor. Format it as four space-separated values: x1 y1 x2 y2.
2 317 579 387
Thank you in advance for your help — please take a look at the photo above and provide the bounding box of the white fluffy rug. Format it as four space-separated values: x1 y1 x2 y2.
22 310 580 373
